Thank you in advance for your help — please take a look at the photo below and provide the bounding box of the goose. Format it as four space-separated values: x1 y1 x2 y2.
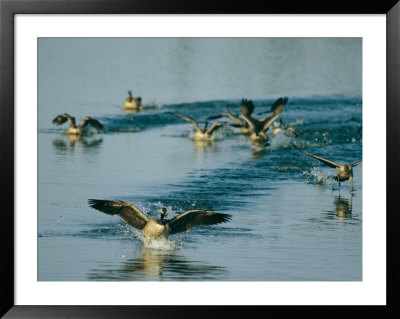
240 97 288 145
207 99 260 134
169 112 230 140
52 113 104 135
88 199 231 240
124 90 143 110
296 148 362 190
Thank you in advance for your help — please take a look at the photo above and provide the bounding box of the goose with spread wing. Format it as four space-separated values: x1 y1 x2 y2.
52 114 104 135
88 199 231 240
241 97 288 145
169 112 230 140
124 90 143 110
297 148 362 190
207 98 259 134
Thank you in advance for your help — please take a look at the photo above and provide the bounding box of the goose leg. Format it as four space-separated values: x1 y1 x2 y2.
350 176 355 193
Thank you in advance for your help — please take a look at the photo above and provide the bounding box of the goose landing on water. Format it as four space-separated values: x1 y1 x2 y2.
88 199 231 241
241 97 288 145
207 99 262 135
169 112 230 141
124 90 143 110
52 114 104 135
296 148 362 190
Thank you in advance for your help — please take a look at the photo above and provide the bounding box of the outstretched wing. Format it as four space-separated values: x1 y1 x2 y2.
79 117 104 130
206 122 229 134
168 210 231 235
297 148 340 168
207 113 227 120
52 113 75 127
225 107 244 125
271 97 288 115
351 160 362 167
88 199 149 230
240 112 259 132
261 113 281 132
240 98 255 116
170 112 201 131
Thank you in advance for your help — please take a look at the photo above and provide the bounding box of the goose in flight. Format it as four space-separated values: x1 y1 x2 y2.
88 199 231 240
124 90 143 110
52 114 104 135
296 148 362 190
241 97 288 145
169 112 230 140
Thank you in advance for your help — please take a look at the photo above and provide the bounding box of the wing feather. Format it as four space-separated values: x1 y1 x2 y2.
52 113 75 126
240 98 255 116
206 122 229 134
351 160 362 167
240 112 259 132
168 210 231 235
261 113 281 132
297 149 340 168
79 117 104 130
88 199 149 230
271 97 288 115
170 112 201 131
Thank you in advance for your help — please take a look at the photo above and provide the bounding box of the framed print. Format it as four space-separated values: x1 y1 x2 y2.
1 0 399 318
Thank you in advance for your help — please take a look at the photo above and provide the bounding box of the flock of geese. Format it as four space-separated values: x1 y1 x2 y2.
52 91 362 241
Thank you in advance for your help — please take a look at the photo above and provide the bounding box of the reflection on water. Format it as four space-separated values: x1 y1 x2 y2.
192 139 215 151
88 247 228 281
333 194 353 218
124 108 142 115
52 135 103 153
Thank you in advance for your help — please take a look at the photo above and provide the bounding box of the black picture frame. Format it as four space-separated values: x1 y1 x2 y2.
1 0 399 318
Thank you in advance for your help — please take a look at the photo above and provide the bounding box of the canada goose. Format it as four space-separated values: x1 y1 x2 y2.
169 112 230 140
207 99 260 134
52 114 104 135
88 199 231 240
296 148 362 190
241 97 288 145
124 90 143 110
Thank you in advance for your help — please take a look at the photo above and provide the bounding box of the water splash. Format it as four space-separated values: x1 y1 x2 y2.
142 237 181 251
302 167 332 185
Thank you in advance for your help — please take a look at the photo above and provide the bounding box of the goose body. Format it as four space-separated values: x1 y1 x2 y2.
170 112 229 141
88 199 231 240
297 148 362 190
52 114 104 135
124 90 143 110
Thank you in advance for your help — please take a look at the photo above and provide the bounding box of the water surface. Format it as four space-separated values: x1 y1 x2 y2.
38 38 362 281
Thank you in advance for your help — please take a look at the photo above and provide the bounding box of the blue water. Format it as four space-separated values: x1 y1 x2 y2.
38 38 362 281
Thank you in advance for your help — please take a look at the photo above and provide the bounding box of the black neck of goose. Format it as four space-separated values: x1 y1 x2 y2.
128 90 133 101
204 122 209 131
160 208 167 224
